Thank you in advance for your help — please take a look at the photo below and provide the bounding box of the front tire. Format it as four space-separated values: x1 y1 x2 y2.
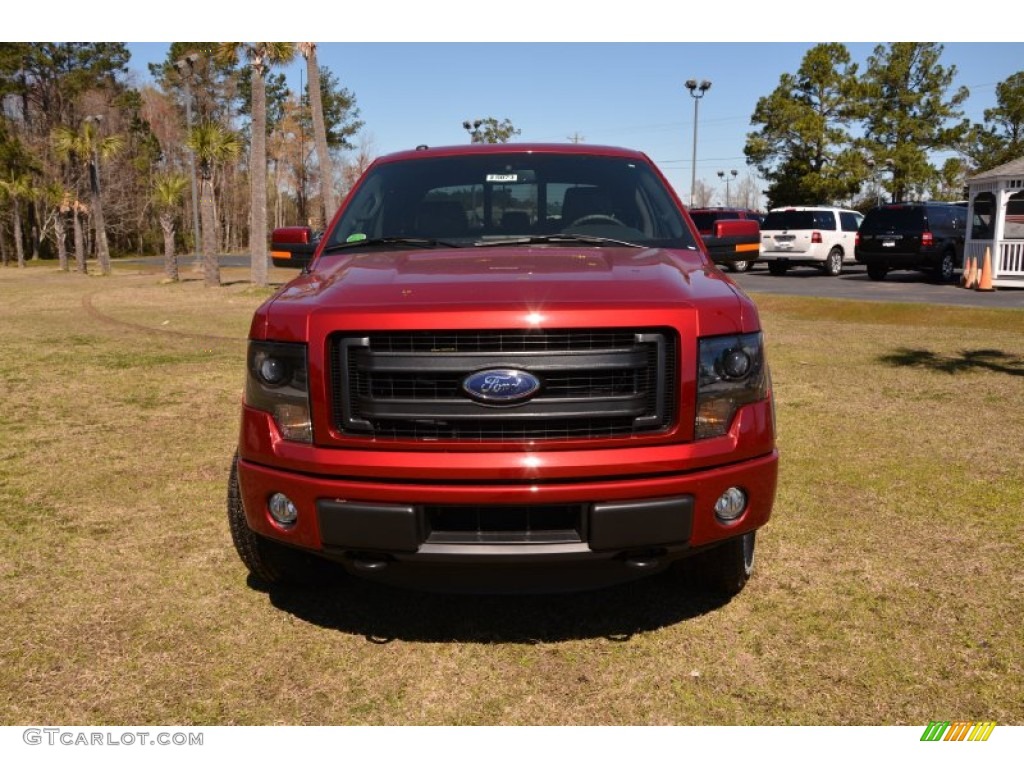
227 454 327 585
693 531 756 596
728 260 751 273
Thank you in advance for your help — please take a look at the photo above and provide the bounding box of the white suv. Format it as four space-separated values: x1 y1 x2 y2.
759 206 863 276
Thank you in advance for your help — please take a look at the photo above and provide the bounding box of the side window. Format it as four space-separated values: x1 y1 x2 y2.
1005 191 1024 240
839 212 861 232
814 211 837 230
971 192 995 239
929 206 950 230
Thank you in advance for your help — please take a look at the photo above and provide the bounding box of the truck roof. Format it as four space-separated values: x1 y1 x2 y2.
374 143 652 164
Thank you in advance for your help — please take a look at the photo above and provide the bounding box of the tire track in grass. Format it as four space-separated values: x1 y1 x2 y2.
81 287 246 344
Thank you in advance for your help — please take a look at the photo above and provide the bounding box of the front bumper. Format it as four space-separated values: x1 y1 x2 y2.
235 443 778 590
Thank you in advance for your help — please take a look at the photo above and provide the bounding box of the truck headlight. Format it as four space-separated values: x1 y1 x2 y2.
695 332 768 440
245 341 312 442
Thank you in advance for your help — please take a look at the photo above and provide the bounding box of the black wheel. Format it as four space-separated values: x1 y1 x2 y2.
822 248 843 276
867 262 888 281
767 261 788 276
227 453 327 585
935 251 956 282
728 260 751 273
694 531 756 596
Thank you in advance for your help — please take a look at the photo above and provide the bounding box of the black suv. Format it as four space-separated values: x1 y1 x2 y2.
855 202 968 282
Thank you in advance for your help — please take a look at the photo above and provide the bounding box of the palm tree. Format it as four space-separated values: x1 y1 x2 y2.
152 173 190 282
218 42 296 287
71 198 88 274
0 182 6 266
38 181 71 272
298 42 336 227
0 173 33 268
51 119 124 276
187 122 241 287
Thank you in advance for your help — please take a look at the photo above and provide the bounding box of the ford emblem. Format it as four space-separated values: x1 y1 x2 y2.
462 369 541 404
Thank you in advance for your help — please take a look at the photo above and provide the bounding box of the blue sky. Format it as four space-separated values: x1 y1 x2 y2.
22 0 1018 205
123 40 1024 205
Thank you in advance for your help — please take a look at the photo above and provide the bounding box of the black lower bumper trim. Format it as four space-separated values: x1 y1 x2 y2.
316 495 693 556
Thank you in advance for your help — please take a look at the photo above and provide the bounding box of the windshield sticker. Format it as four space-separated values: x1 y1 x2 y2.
346 233 367 243
486 174 518 183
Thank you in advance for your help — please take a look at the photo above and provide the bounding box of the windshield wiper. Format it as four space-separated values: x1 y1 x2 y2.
320 237 462 253
473 234 644 249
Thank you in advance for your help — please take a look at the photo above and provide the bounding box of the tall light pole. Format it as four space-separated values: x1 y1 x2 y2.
866 158 882 206
463 119 483 144
718 169 738 206
174 53 201 269
685 79 711 206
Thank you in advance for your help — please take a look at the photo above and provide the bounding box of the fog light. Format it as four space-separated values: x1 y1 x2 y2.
268 493 299 527
714 487 747 523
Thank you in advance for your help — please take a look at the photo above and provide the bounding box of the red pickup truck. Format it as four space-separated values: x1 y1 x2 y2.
230 143 778 595
688 207 763 273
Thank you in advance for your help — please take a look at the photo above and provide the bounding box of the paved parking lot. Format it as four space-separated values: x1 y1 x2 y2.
729 263 1024 309
126 255 1023 309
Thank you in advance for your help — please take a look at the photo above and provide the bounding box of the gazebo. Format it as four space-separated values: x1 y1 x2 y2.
965 156 1024 288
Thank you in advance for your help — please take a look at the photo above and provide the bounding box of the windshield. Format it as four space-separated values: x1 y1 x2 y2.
323 152 697 253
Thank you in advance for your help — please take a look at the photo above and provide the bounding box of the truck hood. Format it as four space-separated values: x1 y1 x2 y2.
253 245 755 339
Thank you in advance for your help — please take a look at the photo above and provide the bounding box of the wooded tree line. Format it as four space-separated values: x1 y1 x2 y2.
744 42 1024 209
0 42 364 285
4 43 1024 283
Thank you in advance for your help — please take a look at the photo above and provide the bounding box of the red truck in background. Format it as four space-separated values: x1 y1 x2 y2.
230 143 778 596
688 207 763 273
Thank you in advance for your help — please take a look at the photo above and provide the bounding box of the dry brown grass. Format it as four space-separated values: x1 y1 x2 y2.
1 262 1021 725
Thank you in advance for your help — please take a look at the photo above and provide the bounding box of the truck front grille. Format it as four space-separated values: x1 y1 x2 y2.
330 329 677 442
425 504 584 544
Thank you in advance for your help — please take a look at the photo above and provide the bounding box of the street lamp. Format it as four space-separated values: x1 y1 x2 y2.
174 53 201 269
718 169 737 207
685 79 711 207
865 158 877 206
463 119 483 144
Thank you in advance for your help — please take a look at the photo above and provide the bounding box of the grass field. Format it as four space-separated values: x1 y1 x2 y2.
1 262 1021 725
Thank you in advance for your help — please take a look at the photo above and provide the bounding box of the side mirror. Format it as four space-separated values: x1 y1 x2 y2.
271 227 318 269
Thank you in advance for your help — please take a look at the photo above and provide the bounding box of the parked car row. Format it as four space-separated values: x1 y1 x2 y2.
692 202 969 282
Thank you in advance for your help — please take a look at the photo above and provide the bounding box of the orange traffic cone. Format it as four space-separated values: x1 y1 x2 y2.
976 247 995 292
962 255 976 288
